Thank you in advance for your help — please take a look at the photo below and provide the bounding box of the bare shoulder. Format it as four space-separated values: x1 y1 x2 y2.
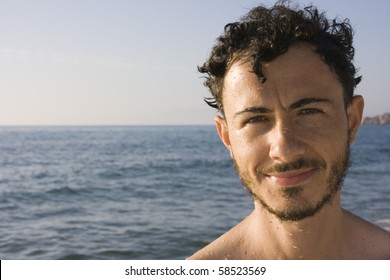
186 230 237 260
187 216 251 260
343 210 390 259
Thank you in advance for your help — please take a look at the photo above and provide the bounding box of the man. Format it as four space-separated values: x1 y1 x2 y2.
188 2 390 259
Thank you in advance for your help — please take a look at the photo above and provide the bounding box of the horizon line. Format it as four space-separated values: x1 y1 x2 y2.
0 123 215 127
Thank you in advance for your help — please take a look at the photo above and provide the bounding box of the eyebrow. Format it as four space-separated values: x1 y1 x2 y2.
234 97 332 118
234 106 272 119
288 97 332 110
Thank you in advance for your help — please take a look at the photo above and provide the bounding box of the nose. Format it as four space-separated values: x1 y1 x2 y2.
268 120 306 163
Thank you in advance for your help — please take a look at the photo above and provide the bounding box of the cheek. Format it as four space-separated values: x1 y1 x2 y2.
230 132 268 170
302 119 349 157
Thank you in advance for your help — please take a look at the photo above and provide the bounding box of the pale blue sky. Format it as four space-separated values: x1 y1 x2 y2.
1 0 389 125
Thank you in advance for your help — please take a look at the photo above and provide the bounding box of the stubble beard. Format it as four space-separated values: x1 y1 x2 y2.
232 145 351 222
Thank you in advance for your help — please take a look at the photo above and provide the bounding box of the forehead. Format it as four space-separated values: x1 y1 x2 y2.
222 44 343 115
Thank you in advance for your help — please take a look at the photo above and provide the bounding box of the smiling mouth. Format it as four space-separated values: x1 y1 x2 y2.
266 168 318 186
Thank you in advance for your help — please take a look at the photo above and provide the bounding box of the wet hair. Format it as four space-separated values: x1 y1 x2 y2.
199 1 361 113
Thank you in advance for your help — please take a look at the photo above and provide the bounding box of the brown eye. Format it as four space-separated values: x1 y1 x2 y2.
246 115 269 124
300 108 322 115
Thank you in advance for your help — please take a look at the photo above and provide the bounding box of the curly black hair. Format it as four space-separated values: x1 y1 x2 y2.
199 1 361 113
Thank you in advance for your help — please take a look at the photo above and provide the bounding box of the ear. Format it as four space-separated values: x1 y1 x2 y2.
214 115 233 158
347 95 364 144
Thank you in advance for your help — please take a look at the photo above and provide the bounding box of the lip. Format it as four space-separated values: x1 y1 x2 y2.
266 168 318 187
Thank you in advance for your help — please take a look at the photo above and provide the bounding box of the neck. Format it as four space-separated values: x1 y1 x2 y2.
250 194 345 259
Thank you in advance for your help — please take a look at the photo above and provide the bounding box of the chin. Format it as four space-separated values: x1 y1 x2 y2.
252 184 339 222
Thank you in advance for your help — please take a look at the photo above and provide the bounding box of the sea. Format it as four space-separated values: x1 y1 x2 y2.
0 125 389 260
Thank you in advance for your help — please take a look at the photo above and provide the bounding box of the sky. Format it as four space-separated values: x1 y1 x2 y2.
1 0 389 125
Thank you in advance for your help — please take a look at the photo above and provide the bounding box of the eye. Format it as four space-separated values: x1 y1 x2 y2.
245 115 269 124
299 108 323 115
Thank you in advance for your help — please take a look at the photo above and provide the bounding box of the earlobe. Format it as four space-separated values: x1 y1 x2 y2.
347 95 364 143
214 116 233 157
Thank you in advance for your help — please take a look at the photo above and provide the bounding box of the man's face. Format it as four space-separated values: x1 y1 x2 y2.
215 43 363 221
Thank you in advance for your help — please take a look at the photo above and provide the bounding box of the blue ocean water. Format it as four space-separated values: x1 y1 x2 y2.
0 125 389 260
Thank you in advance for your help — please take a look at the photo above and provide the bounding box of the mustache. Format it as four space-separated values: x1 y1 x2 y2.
260 157 326 174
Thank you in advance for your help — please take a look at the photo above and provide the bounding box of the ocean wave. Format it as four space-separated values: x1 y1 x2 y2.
376 219 390 231
95 250 141 259
58 250 142 260
58 253 94 260
46 186 80 195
